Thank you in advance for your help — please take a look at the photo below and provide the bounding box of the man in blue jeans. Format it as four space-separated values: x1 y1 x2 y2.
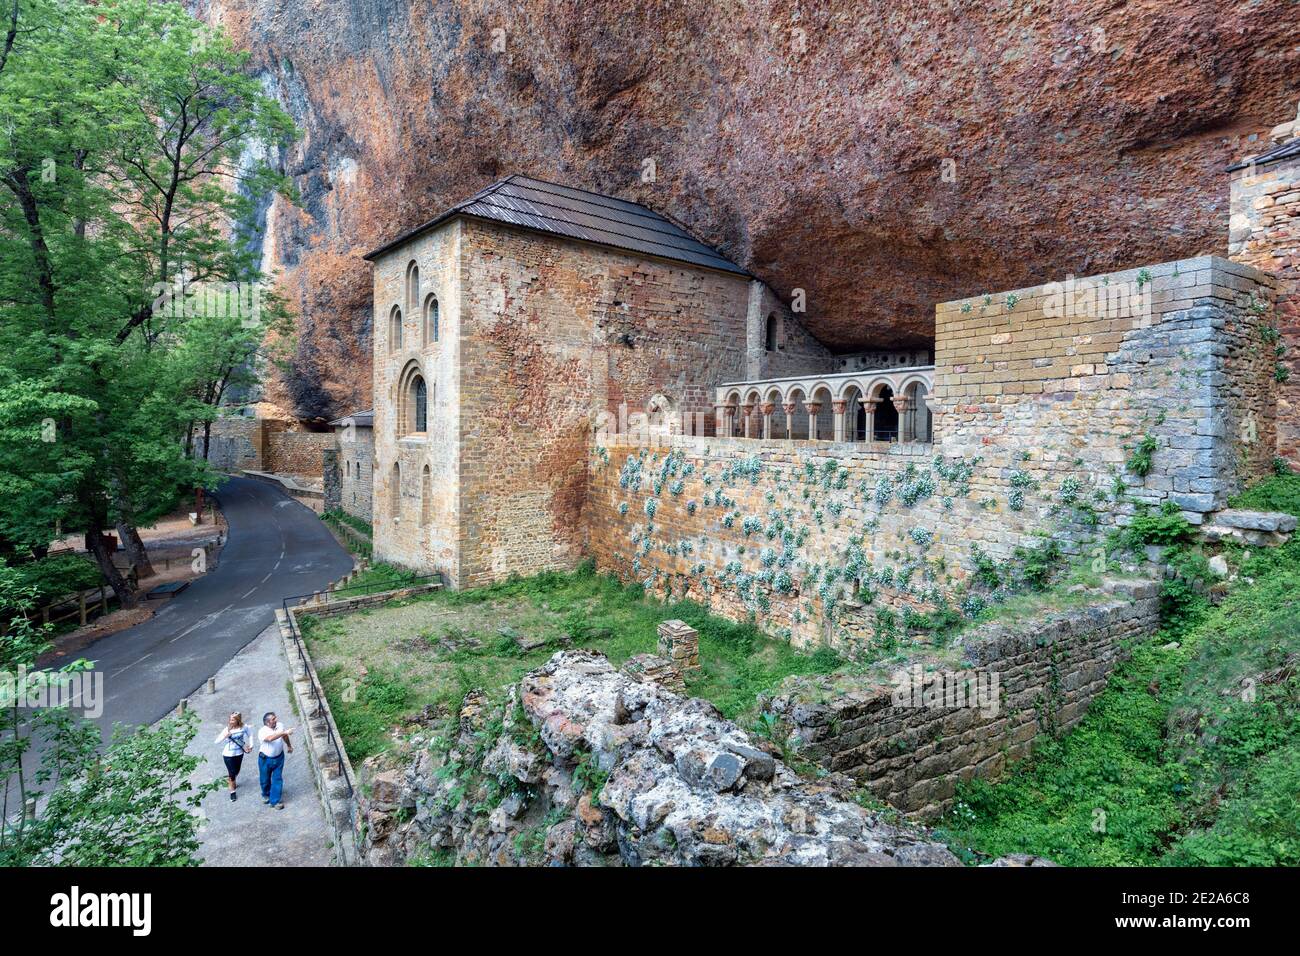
257 711 295 809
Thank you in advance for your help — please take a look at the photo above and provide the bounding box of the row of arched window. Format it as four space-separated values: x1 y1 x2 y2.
389 260 440 352
389 461 434 527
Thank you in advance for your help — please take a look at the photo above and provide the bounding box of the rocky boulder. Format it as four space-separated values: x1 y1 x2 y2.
358 650 974 867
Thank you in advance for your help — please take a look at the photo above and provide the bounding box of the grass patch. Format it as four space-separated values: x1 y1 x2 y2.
321 510 373 558
301 561 842 761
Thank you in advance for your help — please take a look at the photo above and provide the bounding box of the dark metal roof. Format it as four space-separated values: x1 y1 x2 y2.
362 174 748 276
1227 137 1300 172
330 409 373 428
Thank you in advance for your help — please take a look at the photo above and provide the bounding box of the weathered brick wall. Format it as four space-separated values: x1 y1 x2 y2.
585 257 1277 653
1230 152 1299 466
763 585 1160 819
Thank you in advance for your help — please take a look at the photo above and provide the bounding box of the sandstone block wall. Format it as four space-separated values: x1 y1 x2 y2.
936 256 1276 515
263 424 336 479
763 587 1160 819
1230 153 1299 466
585 257 1276 653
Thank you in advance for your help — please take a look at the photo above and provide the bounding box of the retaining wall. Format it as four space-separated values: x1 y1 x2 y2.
763 581 1160 819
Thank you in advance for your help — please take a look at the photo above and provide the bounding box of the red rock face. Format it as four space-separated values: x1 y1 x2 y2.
193 0 1300 419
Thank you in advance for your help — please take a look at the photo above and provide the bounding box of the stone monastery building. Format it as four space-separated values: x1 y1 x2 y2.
363 118 1299 653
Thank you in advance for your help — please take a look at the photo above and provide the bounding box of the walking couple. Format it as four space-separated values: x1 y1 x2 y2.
214 711 295 808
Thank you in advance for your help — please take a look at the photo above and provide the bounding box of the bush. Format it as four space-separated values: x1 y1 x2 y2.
1119 502 1195 549
7 554 102 604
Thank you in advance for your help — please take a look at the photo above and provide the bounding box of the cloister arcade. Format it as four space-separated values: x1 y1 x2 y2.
714 366 934 444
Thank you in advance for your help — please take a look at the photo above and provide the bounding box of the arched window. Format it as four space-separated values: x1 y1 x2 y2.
389 306 403 352
423 294 439 346
405 261 420 312
765 313 779 352
420 465 432 527
389 462 400 518
413 376 427 433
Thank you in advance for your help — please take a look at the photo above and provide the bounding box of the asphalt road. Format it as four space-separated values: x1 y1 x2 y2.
68 475 354 736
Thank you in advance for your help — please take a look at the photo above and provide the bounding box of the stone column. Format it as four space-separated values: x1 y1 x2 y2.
892 395 911 442
782 402 798 439
862 398 879 443
760 401 776 440
741 402 756 439
714 404 730 438
805 401 822 441
831 400 847 443
657 619 699 677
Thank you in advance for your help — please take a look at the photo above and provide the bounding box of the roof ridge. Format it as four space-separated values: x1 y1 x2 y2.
362 174 748 276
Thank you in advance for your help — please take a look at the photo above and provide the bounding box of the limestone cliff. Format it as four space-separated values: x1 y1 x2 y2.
191 0 1300 420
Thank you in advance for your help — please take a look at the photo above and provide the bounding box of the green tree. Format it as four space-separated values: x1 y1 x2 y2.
1 561 217 866
0 0 296 605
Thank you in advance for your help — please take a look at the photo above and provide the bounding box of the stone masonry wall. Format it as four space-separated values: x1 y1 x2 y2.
935 256 1276 516
263 425 336 479
371 219 462 581
1230 147 1300 466
745 279 835 381
453 218 834 588
585 257 1276 653
763 584 1160 819
337 424 374 522
205 416 261 472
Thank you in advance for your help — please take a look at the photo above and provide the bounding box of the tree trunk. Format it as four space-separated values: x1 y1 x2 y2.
85 519 136 610
116 521 153 580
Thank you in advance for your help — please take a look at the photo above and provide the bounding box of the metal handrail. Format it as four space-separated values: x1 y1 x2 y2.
278 571 445 800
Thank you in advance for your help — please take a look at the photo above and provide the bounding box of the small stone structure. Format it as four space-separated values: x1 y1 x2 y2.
762 581 1160 819
324 410 374 521
620 653 684 694
656 619 699 674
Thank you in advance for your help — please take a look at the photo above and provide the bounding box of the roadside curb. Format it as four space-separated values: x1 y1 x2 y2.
277 580 443 866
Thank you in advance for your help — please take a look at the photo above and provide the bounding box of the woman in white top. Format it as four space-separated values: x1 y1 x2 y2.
214 712 254 802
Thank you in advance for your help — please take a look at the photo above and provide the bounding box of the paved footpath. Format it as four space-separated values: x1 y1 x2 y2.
187 623 335 866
